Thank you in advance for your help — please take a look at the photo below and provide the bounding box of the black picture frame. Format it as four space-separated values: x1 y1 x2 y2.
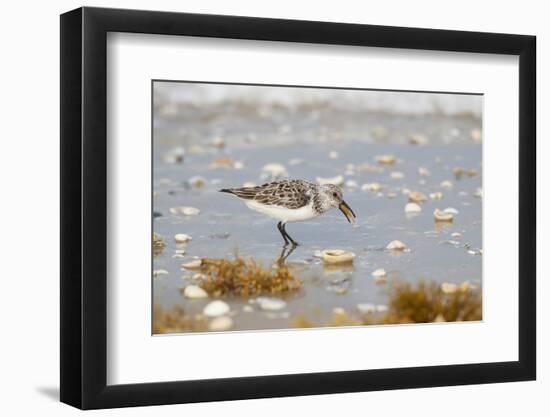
60 6 536 410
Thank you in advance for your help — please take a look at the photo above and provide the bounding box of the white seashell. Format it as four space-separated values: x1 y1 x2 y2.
451 232 462 237
208 316 234 331
405 203 422 213
169 206 200 216
408 191 427 203
386 240 407 250
430 192 444 200
262 163 288 178
357 303 376 314
443 207 459 215
345 180 359 190
390 171 404 179
316 175 344 186
418 166 431 177
409 134 428 145
174 233 192 243
440 180 453 189
183 285 208 299
434 209 454 222
361 182 382 192
153 269 169 277
328 151 339 159
181 259 202 270
375 154 396 165
321 249 355 264
441 282 458 294
371 268 387 278
256 297 287 311
203 300 230 317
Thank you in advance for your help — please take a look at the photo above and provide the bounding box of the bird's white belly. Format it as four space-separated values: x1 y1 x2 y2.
245 200 320 223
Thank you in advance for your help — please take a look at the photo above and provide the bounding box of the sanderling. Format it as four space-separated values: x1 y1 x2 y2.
220 179 356 246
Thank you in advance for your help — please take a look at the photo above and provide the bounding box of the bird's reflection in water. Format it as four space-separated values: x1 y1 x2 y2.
276 243 297 265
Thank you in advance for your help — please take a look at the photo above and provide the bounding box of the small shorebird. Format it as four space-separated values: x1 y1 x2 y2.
220 179 356 246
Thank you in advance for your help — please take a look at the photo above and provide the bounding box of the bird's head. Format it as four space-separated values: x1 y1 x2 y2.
319 184 356 223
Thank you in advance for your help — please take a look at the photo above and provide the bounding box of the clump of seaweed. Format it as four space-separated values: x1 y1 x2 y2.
198 256 302 297
153 233 166 257
152 305 206 334
382 281 481 324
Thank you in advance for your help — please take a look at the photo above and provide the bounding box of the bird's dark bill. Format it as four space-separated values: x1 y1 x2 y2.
339 200 356 223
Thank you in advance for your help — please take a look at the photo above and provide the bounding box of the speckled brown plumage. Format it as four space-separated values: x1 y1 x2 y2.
220 179 317 210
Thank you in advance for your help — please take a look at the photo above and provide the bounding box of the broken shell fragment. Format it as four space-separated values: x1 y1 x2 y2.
408 133 428 145
371 268 387 278
405 203 422 213
209 316 234 331
181 259 202 270
262 163 288 178
256 297 287 311
174 233 192 243
169 206 200 216
434 209 454 222
443 207 459 215
386 240 407 251
375 154 397 165
430 192 444 200
418 166 431 177
408 191 427 203
440 180 454 189
183 285 208 299
316 175 344 186
153 269 169 277
321 249 355 264
203 300 230 317
361 182 382 192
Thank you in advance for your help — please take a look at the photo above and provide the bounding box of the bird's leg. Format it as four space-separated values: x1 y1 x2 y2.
277 221 289 245
282 223 298 246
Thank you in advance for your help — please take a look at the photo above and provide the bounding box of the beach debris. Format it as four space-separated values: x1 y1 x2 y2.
209 158 242 169
361 182 382 192
433 208 454 222
386 240 407 251
408 191 427 203
255 297 287 311
181 259 202 270
471 128 482 143
321 249 355 264
262 163 288 179
174 233 193 243
188 176 208 189
203 300 230 317
371 268 387 278
375 154 397 165
172 249 186 258
316 175 344 186
440 180 453 189
430 192 444 200
169 206 200 216
328 151 339 159
182 285 208 299
408 133 428 145
405 203 422 213
208 316 234 331
443 207 459 215
345 180 359 191
153 269 169 277
418 166 431 177
163 147 185 164
153 233 166 256
390 171 404 179
451 232 462 237
453 167 479 179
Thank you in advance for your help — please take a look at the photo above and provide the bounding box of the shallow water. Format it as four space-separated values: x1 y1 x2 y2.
153 104 482 332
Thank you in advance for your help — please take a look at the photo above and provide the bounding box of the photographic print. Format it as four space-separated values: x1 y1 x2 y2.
152 81 483 334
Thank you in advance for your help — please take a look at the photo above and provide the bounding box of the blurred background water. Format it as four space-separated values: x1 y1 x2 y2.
152 82 482 332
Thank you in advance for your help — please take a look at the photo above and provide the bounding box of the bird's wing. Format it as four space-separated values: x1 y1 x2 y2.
253 180 313 209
